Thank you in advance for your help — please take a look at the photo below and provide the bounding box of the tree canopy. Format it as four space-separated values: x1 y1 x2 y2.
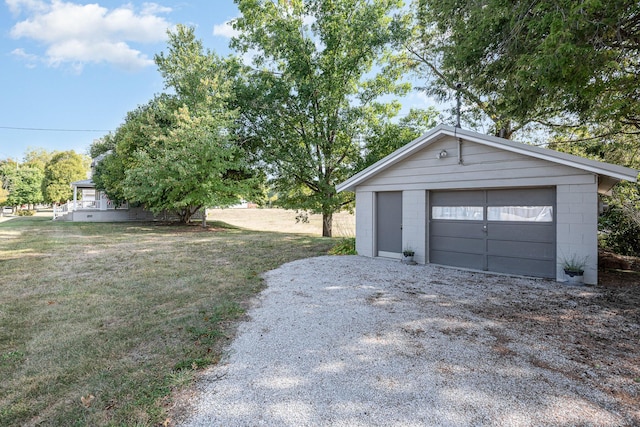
91 25 260 223
231 0 410 236
6 167 44 208
42 150 89 204
407 0 640 140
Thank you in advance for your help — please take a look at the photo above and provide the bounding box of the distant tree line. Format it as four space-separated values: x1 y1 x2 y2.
0 149 89 212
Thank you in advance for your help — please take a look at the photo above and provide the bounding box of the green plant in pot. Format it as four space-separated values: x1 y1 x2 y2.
402 248 415 264
562 254 587 284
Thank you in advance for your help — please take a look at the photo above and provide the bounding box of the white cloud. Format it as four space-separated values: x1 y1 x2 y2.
141 2 172 15
7 0 172 71
11 47 38 68
213 19 239 39
6 0 47 15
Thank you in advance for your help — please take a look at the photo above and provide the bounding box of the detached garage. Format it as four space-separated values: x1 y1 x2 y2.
337 125 638 285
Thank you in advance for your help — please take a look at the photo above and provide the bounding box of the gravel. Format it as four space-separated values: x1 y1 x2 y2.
180 256 634 426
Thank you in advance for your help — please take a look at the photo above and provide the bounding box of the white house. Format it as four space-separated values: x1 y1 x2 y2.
54 179 205 222
337 125 639 284
53 179 152 222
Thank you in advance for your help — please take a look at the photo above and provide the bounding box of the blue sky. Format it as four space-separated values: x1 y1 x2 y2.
0 0 431 161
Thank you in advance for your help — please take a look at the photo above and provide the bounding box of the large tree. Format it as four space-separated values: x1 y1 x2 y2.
42 150 90 204
92 26 260 223
231 0 410 236
0 159 19 192
407 0 640 139
91 94 178 207
6 167 44 209
23 148 53 173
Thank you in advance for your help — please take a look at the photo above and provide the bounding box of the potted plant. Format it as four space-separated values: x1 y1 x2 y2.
562 254 588 285
402 248 415 264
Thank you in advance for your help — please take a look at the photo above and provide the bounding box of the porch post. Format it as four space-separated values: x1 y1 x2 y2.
73 185 77 211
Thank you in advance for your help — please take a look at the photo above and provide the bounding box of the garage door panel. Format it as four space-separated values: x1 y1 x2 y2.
488 240 555 259
489 256 556 278
430 188 556 278
430 190 485 205
431 236 485 254
488 223 554 243
430 250 484 270
430 221 485 238
487 188 555 205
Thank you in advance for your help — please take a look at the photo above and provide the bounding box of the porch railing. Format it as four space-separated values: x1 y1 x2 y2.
53 200 102 219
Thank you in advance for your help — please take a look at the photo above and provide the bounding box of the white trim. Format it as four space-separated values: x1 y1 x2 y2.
337 125 639 192
377 250 401 259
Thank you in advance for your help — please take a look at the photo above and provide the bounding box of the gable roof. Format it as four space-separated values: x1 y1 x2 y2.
337 124 638 193
70 179 95 188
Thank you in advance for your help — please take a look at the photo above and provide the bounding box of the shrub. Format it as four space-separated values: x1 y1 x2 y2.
16 210 35 216
599 206 640 256
329 237 356 255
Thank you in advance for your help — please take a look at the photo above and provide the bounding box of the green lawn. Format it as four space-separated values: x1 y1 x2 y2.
0 216 334 426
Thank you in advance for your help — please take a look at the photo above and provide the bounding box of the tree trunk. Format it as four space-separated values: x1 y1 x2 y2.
179 208 191 223
322 212 333 237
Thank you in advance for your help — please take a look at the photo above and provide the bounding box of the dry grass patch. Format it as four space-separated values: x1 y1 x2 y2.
207 208 355 237
0 216 333 426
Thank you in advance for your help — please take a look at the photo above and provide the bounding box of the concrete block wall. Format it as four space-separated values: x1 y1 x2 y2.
355 191 374 257
556 183 599 284
402 190 427 264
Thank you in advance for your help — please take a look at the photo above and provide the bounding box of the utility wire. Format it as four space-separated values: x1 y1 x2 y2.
0 126 111 132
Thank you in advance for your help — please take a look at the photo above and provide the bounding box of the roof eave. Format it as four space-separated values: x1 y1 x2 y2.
337 125 639 192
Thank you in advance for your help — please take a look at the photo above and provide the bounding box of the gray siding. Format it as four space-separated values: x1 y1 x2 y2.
357 136 596 191
352 136 601 284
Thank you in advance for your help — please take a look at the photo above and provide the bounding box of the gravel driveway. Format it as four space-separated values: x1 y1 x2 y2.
180 256 639 426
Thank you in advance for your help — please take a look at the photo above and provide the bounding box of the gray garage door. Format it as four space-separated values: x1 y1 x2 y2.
429 188 556 278
377 191 402 257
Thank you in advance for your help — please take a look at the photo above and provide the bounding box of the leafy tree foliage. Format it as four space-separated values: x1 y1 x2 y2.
0 184 7 206
89 133 124 204
23 148 53 172
358 107 439 170
231 0 410 236
42 151 90 204
6 167 44 209
407 0 640 139
123 104 256 222
92 95 178 207
0 159 19 192
1 158 45 209
549 131 640 255
92 26 259 223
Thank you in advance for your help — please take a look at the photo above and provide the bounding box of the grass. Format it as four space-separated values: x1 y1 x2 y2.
207 208 355 237
0 215 334 426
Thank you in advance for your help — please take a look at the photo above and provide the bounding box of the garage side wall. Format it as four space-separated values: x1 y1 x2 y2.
556 183 599 285
355 191 375 257
351 136 601 283
402 190 427 264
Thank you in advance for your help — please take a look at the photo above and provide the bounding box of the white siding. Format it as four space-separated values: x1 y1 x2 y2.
557 183 599 284
355 191 374 257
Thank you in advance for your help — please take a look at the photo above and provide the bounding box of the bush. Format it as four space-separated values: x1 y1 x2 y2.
329 237 356 255
599 206 640 256
16 210 35 216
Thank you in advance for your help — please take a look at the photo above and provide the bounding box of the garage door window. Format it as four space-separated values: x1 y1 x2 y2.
487 206 553 222
432 206 484 220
